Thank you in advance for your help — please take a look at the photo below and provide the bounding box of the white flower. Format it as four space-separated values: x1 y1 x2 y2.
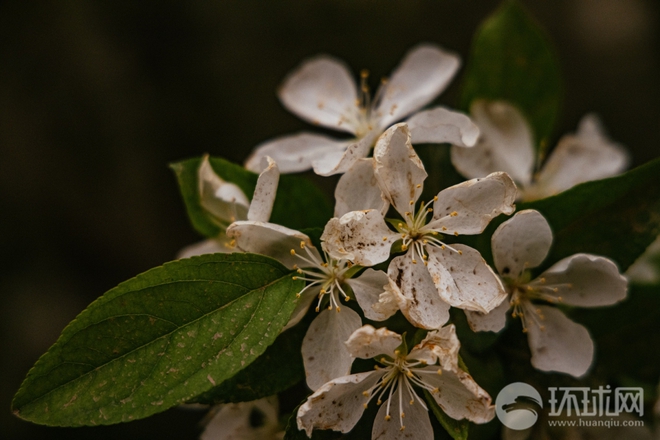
626 235 660 284
297 325 494 439
226 202 391 392
245 44 479 176
450 100 629 201
322 123 516 329
465 209 628 377
178 155 279 258
200 397 283 440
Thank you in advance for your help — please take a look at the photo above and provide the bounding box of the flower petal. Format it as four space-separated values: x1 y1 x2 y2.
464 299 510 333
525 304 594 377
531 254 627 307
346 269 394 321
201 397 280 440
428 171 517 235
297 370 386 436
278 55 358 133
387 255 450 329
373 123 427 216
409 324 460 372
372 388 434 440
344 324 402 360
491 210 553 279
247 156 279 222
450 100 534 187
226 221 316 269
177 238 231 259
334 158 388 217
426 244 507 313
407 107 479 147
244 132 348 174
322 210 398 266
282 287 318 332
302 307 363 391
311 130 378 176
199 155 249 223
530 114 629 200
376 44 460 128
422 366 495 424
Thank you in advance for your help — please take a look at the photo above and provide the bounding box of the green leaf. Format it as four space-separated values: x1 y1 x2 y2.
424 390 470 440
461 0 562 147
572 283 660 385
12 253 303 427
522 158 660 272
188 309 310 405
170 156 333 237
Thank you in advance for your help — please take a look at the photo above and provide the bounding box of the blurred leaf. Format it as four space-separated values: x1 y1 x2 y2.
572 283 660 385
461 0 562 146
188 308 311 405
171 156 333 237
522 158 660 272
12 253 302 426
424 390 470 440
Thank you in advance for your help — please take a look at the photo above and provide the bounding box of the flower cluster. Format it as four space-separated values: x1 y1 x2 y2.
183 44 630 440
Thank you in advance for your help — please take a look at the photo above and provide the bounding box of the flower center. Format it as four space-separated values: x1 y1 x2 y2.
290 241 351 312
395 195 462 265
507 275 571 333
358 352 445 431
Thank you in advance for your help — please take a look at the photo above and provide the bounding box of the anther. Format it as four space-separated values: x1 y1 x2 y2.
300 241 306 248
384 415 391 421
433 196 438 201
416 184 421 188
290 249 296 256
409 200 414 205
383 236 389 241
437 369 443 375
450 211 458 217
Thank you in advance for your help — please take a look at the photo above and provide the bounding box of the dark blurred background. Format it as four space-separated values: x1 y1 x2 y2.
1 1 658 439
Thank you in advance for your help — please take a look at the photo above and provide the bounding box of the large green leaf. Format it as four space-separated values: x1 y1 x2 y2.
461 0 562 146
522 158 660 272
188 309 310 405
12 253 302 427
170 156 333 237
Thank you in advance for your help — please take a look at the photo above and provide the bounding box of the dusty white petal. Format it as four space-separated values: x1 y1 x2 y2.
346 269 394 321
626 235 660 284
177 238 231 259
422 366 495 424
282 287 318 332
388 255 450 329
334 158 388 217
407 107 479 147
428 171 517 235
297 370 386 436
278 55 358 133
525 304 593 377
372 390 433 440
529 115 629 200
201 397 280 440
408 325 460 372
451 100 534 187
491 210 553 279
322 210 398 266
344 324 402 359
373 123 427 215
426 244 507 313
302 307 363 391
311 130 378 176
464 298 510 333
245 132 348 174
247 157 279 222
376 44 460 128
199 155 250 223
227 221 317 269
532 254 627 307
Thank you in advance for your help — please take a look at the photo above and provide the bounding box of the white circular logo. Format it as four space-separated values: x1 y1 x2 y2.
495 382 543 430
